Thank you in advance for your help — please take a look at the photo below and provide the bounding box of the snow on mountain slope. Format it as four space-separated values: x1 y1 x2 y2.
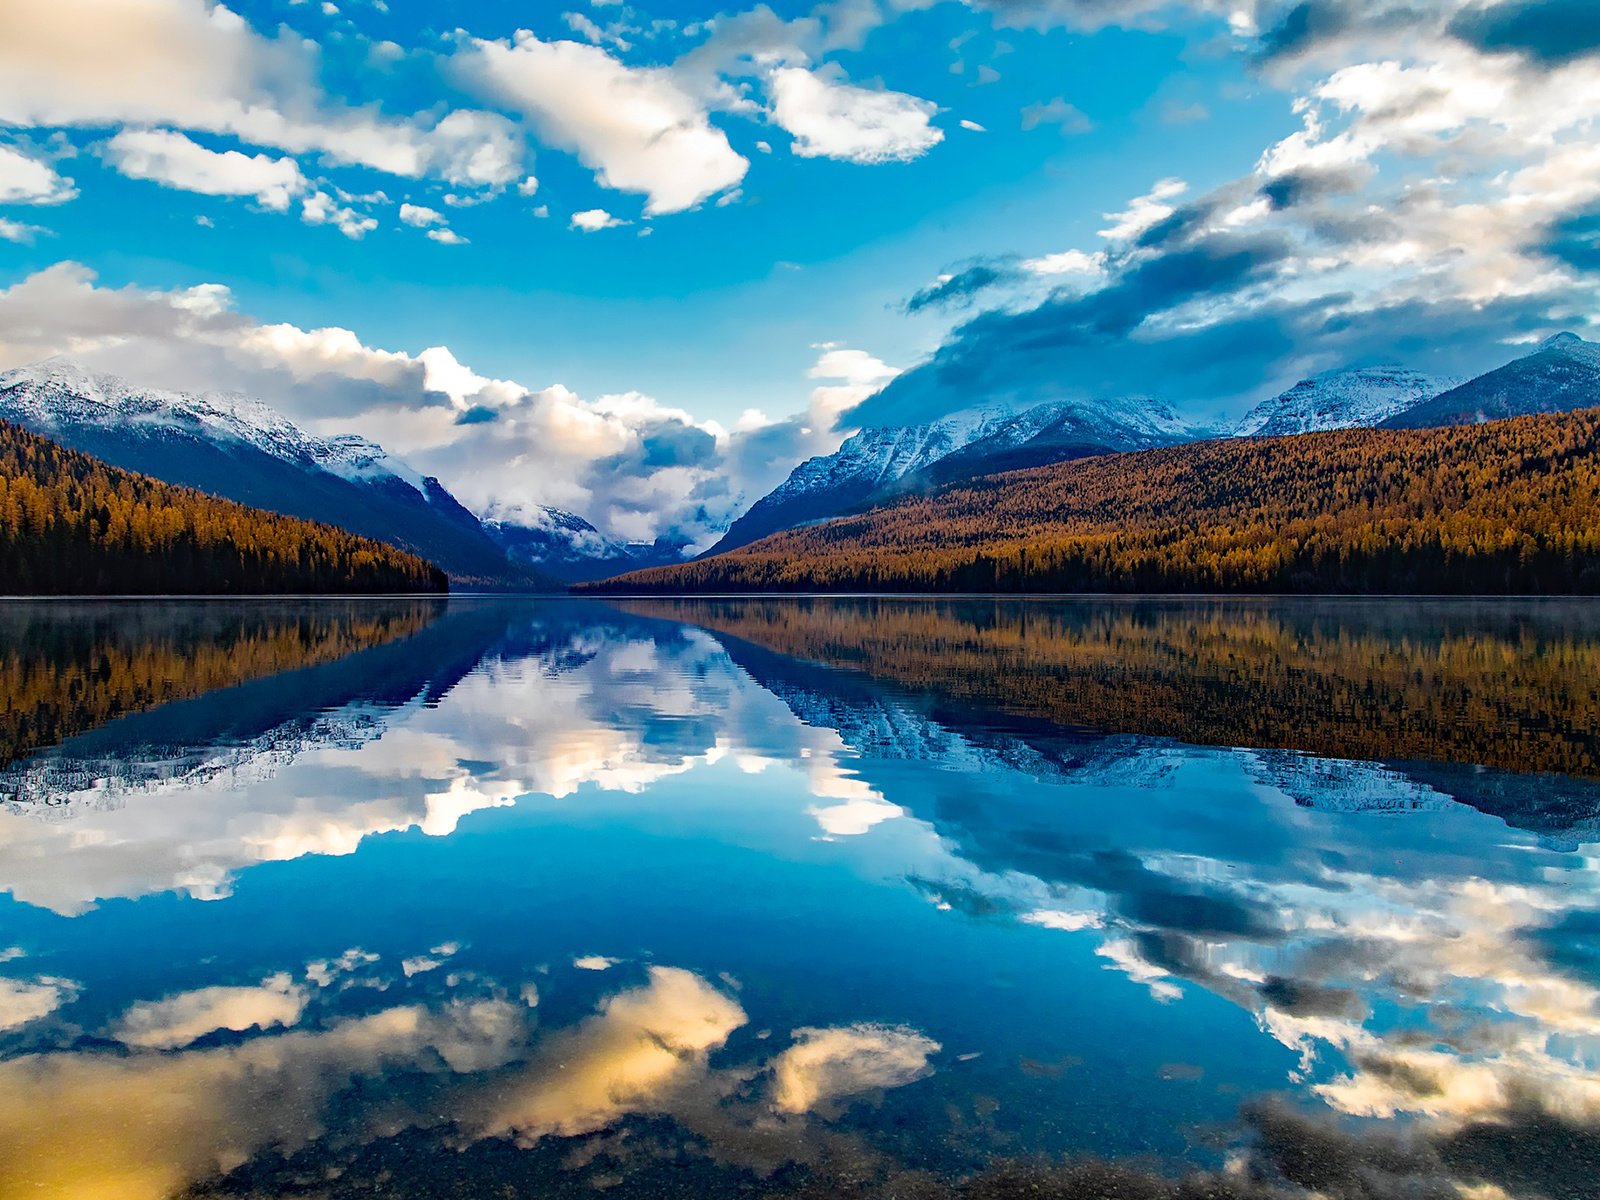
707 396 1203 556
1234 366 1460 437
1383 332 1600 429
0 358 548 588
1 358 429 495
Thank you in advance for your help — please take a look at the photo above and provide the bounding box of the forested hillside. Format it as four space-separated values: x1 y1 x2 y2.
588 408 1600 595
0 421 448 594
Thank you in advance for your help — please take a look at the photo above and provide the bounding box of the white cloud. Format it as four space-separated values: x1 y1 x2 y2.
102 128 305 210
805 343 899 427
457 33 746 214
113 974 309 1049
398 202 445 227
402 942 461 976
0 0 522 188
768 66 943 163
0 218 48 244
1097 176 1187 240
400 204 467 244
959 118 986 131
1022 248 1104 276
0 144 76 204
808 795 902 836
768 1024 940 1113
573 954 620 971
471 966 745 1141
0 974 77 1031
1018 908 1103 931
301 190 377 238
570 207 627 232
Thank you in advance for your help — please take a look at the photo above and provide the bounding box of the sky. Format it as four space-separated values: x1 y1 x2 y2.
0 0 1596 547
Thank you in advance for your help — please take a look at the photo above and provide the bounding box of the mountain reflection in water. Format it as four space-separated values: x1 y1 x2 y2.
0 596 1596 1200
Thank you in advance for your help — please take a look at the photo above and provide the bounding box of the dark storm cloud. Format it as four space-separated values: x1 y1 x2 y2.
594 419 718 476
1257 0 1360 61
905 261 1019 313
1260 165 1371 210
1543 209 1600 272
848 229 1300 426
639 422 718 470
845 224 1580 430
1447 0 1600 64
1258 975 1368 1019
1255 0 1434 63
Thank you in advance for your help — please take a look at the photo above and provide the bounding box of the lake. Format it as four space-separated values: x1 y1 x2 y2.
1 596 1597 1200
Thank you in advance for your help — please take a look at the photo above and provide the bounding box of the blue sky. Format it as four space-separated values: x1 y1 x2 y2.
0 0 1595 544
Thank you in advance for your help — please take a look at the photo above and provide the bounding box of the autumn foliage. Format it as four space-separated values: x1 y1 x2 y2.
0 599 440 771
627 597 1600 778
590 408 1600 595
0 420 448 594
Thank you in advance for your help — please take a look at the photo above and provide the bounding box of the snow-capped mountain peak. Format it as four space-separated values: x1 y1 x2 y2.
0 358 429 499
1539 330 1600 368
0 357 554 586
1233 365 1461 437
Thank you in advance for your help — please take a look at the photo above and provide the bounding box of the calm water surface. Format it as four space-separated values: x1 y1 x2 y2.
1 596 1598 1200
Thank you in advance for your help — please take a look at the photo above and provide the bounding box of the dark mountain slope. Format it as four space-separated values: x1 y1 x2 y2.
1384 333 1600 429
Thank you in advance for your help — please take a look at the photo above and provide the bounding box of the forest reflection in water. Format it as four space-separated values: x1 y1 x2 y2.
0 596 1596 1200
624 596 1600 777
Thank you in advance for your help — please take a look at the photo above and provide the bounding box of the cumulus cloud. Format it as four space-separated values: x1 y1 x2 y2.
112 974 310 1048
469 966 746 1141
402 943 462 977
0 996 528 1200
456 32 746 214
0 218 48 244
399 202 445 227
101 128 306 210
804 343 901 428
768 66 943 163
0 144 76 204
0 973 77 1031
300 190 377 238
0 0 523 189
769 1024 940 1114
569 207 626 232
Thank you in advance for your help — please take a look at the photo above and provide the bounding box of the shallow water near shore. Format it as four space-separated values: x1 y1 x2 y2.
0 595 1597 1200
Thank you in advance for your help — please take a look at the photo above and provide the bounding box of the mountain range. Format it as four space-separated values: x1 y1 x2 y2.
0 360 545 589
707 396 1207 555
709 334 1598 560
585 405 1600 595
3 331 1597 589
